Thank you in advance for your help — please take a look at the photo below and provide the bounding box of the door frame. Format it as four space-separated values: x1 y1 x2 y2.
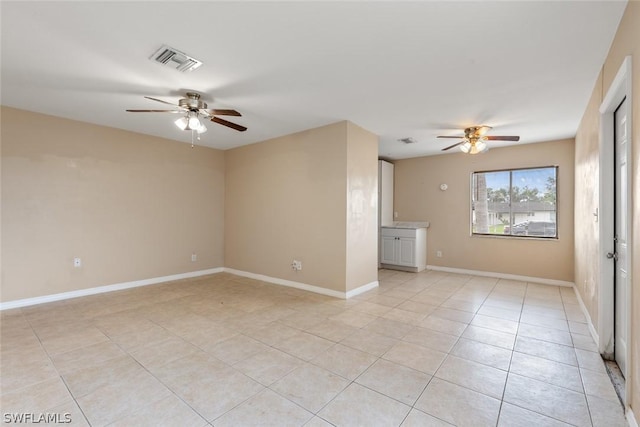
598 55 632 402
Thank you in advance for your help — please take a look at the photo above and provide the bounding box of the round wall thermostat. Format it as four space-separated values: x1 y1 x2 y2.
440 184 448 191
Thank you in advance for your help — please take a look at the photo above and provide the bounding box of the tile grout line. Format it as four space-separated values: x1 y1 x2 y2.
21 310 93 426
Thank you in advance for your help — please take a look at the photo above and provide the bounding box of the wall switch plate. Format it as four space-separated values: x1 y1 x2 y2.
73 257 82 267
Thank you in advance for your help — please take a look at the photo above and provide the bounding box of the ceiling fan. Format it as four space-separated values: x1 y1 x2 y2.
438 126 519 154
126 92 247 133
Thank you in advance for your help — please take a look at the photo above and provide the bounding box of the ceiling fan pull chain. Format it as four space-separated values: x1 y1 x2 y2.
191 129 195 148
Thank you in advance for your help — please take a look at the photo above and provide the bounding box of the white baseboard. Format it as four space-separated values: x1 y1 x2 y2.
426 265 574 287
223 268 378 300
0 267 224 311
1 267 379 310
628 407 638 427
346 281 379 299
223 268 345 299
572 284 600 348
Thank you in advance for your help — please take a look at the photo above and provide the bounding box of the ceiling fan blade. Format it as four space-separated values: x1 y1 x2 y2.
204 109 242 117
485 136 520 141
437 136 464 139
126 109 183 113
144 96 185 108
211 116 247 132
442 141 465 151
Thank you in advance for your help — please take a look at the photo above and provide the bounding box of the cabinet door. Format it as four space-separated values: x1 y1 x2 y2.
398 238 416 266
381 236 398 264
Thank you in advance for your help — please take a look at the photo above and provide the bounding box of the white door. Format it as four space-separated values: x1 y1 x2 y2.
614 97 628 377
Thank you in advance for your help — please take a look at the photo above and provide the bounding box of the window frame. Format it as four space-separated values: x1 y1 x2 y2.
470 165 559 239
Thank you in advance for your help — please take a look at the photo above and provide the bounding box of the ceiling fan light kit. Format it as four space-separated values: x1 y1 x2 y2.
460 138 488 154
174 112 207 134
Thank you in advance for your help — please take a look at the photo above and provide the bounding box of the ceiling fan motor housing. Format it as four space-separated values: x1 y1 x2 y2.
178 93 207 111
465 126 491 138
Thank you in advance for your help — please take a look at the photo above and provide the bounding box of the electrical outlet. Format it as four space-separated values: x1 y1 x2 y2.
292 260 302 271
73 257 82 267
191 253 197 262
394 211 398 218
436 250 442 258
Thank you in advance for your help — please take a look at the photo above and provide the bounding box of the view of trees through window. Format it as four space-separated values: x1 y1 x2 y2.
472 166 558 238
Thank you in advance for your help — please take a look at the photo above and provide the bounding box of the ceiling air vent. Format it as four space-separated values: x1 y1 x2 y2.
150 45 203 72
398 137 417 144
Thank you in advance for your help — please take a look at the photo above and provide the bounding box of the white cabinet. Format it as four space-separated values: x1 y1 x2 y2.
381 235 416 267
380 227 427 272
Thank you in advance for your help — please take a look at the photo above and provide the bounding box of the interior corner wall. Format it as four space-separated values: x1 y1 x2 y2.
345 122 379 292
393 139 575 282
224 121 349 293
574 1 640 415
0 107 226 302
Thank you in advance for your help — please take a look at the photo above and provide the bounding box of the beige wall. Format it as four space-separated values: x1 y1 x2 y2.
574 74 604 324
345 122 379 292
225 122 349 292
1 107 225 302
394 139 575 282
3 114 379 302
574 1 640 415
225 120 379 294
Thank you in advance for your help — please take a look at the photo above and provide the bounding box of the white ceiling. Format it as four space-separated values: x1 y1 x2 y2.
1 1 627 159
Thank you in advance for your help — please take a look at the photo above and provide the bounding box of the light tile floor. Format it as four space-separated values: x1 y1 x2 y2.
0 270 629 426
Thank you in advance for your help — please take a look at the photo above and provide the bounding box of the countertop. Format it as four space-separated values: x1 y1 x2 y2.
382 221 429 229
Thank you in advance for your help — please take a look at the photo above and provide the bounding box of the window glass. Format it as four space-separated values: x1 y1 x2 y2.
472 167 557 238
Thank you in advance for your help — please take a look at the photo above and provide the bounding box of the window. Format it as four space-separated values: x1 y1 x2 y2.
471 166 558 238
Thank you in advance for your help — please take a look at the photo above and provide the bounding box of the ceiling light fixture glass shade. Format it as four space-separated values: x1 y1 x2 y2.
460 138 488 154
188 115 202 130
174 116 188 130
174 113 207 134
194 122 207 134
460 141 472 153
